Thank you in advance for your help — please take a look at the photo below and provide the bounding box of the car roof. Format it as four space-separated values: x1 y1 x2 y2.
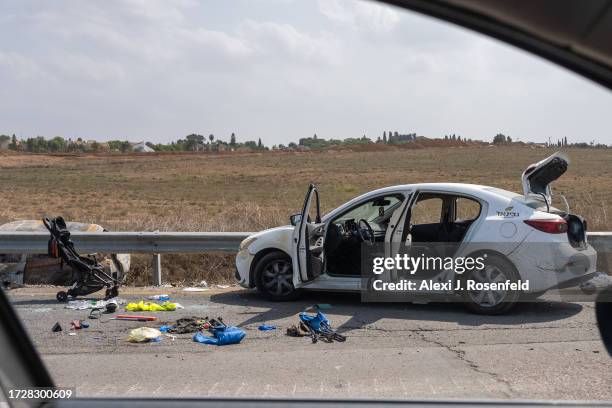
360 182 519 198
322 183 521 220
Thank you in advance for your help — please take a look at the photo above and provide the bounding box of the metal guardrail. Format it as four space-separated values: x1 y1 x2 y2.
0 231 253 286
0 231 610 286
0 231 253 254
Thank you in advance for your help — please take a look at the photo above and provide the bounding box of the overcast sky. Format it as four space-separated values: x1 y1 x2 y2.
1 0 611 145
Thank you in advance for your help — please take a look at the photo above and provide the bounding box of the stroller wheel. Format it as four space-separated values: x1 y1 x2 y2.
105 286 119 299
56 291 68 302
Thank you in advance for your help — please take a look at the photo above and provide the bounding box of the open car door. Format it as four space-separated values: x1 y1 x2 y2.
521 152 569 204
292 184 325 288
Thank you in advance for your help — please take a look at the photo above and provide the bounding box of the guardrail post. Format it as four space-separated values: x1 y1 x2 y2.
152 254 162 286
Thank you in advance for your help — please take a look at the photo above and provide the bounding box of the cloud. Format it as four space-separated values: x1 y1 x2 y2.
239 20 342 66
1 0 611 145
318 0 400 33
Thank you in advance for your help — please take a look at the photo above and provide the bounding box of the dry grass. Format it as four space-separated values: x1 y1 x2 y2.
1 146 610 285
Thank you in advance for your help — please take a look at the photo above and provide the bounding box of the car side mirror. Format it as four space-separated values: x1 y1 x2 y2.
290 213 302 226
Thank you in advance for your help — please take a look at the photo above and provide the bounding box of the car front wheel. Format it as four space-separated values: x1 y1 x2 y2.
255 251 299 301
461 254 520 315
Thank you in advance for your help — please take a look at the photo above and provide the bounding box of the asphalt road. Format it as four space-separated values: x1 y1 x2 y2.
6 287 612 401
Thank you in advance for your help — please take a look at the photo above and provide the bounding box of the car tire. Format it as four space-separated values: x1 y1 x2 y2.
255 251 300 301
460 254 520 315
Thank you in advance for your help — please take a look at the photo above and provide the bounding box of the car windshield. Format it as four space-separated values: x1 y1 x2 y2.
336 195 403 223
1 0 611 405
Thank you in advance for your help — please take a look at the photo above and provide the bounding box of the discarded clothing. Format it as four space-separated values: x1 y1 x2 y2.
286 322 310 337
193 326 245 346
70 320 89 330
258 324 277 331
166 317 209 334
125 300 182 312
127 327 162 343
295 311 346 343
65 297 125 310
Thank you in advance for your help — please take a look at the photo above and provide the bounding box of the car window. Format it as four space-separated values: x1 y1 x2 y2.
337 195 403 223
455 197 481 221
411 197 443 225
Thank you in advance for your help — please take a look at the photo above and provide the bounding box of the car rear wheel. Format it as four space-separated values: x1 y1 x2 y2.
461 254 520 315
255 251 299 301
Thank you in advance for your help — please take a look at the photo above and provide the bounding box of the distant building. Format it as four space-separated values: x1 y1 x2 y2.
132 141 155 153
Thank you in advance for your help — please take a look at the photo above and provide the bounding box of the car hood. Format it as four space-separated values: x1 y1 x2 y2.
249 225 294 238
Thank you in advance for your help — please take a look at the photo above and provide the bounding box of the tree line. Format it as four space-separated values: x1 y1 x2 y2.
1 131 607 154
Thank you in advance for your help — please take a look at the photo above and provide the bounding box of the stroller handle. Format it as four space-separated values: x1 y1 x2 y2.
42 217 53 232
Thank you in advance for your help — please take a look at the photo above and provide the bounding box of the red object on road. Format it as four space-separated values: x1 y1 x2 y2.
115 315 157 321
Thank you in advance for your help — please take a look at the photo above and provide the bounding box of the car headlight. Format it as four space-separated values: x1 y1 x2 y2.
239 236 258 251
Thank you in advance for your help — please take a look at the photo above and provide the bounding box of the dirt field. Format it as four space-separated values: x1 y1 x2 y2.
1 146 610 284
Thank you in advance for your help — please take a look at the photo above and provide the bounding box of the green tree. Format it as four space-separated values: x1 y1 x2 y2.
48 136 66 152
230 133 236 146
493 133 506 144
185 134 204 151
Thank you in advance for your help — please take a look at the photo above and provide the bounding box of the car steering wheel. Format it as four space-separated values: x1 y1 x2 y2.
357 219 375 246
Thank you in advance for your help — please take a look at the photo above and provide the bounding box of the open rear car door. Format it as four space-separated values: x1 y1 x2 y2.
292 184 325 287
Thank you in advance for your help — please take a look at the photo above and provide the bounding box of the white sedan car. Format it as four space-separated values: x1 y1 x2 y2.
235 152 603 314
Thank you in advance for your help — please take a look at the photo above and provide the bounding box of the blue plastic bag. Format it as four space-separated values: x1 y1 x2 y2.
193 326 246 346
258 324 277 331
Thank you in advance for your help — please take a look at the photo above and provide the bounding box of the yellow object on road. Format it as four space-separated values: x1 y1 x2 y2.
127 327 162 343
126 300 178 312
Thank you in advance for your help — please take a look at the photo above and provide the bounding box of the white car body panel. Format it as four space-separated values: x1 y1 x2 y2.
236 153 597 297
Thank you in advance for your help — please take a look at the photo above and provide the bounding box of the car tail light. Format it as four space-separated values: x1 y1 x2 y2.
524 219 568 234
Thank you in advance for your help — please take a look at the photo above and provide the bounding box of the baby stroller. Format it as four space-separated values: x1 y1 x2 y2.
43 217 120 302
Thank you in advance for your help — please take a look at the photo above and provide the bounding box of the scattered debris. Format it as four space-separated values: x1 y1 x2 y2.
286 323 310 338
89 308 103 320
148 294 170 301
52 322 62 332
68 332 76 336
70 320 89 330
198 280 208 288
111 315 158 322
182 287 208 292
163 317 210 334
216 284 230 289
258 324 277 331
192 317 245 346
65 297 125 310
126 300 181 312
288 309 346 343
127 327 162 343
